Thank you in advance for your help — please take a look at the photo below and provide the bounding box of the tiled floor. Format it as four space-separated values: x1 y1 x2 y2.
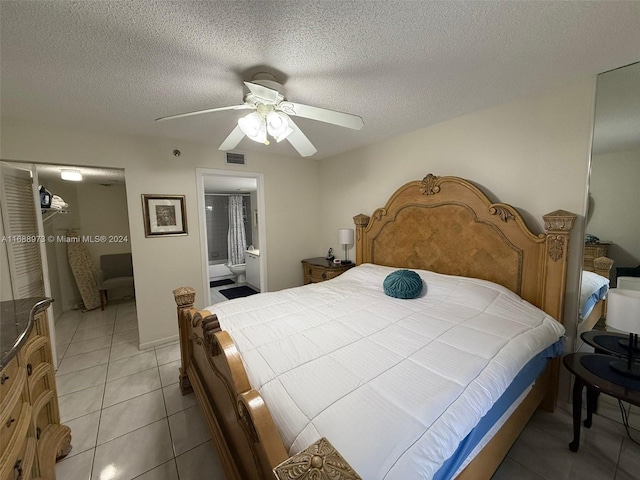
53 299 225 480
51 297 640 480
492 396 640 480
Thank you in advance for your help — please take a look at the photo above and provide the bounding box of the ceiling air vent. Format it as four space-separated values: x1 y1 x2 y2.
226 152 245 166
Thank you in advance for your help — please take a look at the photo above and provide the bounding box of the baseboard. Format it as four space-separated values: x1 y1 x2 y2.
139 334 179 350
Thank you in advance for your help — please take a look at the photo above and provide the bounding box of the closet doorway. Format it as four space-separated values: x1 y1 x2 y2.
196 168 267 306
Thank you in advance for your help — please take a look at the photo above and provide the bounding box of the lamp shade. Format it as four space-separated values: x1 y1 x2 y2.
338 228 354 245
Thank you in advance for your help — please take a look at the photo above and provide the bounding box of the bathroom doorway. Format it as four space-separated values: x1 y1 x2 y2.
196 168 267 306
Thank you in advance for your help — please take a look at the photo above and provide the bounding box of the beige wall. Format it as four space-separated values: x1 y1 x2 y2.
319 78 597 360
588 148 640 272
1 118 323 347
2 77 597 365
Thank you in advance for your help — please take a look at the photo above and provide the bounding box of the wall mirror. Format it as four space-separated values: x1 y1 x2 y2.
578 61 640 343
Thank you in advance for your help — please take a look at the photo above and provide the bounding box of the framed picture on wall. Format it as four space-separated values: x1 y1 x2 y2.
141 194 188 237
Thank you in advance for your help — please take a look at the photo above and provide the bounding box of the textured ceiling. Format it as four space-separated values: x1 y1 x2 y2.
1 1 639 160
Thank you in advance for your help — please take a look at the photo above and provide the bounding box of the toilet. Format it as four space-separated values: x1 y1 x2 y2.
227 262 246 283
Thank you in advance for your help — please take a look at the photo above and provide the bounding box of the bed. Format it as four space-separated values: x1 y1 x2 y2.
578 256 613 334
172 174 577 480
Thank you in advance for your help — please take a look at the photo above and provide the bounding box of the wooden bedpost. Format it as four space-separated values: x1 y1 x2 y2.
541 210 576 411
353 214 370 265
173 286 196 395
593 256 614 280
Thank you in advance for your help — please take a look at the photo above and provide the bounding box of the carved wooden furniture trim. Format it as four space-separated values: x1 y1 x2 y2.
578 256 614 335
273 437 363 480
173 173 575 480
301 257 355 285
0 298 72 480
583 242 611 272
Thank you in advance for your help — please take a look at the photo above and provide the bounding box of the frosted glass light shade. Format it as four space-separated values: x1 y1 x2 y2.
339 228 354 245
238 112 264 141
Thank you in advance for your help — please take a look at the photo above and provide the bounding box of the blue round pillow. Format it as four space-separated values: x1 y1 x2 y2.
383 269 423 299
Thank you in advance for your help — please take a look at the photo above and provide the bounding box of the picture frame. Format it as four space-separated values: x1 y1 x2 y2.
141 194 188 237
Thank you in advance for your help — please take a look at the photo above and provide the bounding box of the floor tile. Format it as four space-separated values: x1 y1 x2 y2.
63 411 100 457
56 348 111 375
162 383 197 416
133 460 179 480
508 422 619 480
107 351 157 382
72 325 115 342
158 360 180 387
615 436 640 480
112 329 139 346
65 335 113 357
114 318 139 333
155 343 181 366
55 328 76 346
168 404 211 456
56 364 108 396
97 389 167 445
110 341 144 361
176 440 225 480
75 318 116 334
492 457 544 480
58 384 105 423
103 367 161 408
55 448 95 480
92 419 174 480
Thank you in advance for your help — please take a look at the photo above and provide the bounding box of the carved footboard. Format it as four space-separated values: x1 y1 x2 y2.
173 287 288 480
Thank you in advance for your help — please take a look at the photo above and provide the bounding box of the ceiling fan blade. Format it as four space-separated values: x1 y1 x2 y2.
155 104 254 122
277 102 364 130
244 81 280 104
285 118 317 157
218 125 245 151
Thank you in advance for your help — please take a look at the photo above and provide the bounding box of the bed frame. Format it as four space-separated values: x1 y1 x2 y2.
173 174 576 480
578 256 614 335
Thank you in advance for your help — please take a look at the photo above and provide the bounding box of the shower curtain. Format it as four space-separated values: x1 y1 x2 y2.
228 195 246 265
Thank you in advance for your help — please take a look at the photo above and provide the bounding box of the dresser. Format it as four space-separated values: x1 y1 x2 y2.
583 242 611 271
0 298 71 480
301 257 355 284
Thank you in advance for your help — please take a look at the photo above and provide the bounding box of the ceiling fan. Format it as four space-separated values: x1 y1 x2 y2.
155 73 364 157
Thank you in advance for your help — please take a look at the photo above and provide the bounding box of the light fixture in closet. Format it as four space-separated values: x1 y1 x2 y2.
60 169 82 181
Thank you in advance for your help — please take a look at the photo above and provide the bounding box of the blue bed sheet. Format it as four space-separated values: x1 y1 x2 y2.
433 340 564 480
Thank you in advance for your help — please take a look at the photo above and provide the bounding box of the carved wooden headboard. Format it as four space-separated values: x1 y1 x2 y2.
354 174 576 323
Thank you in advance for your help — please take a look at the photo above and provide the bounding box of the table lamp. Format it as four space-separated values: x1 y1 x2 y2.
339 228 354 264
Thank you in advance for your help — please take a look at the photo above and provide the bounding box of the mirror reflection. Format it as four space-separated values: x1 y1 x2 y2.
579 61 640 340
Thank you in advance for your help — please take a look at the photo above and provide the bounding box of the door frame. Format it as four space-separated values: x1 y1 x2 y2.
196 168 268 305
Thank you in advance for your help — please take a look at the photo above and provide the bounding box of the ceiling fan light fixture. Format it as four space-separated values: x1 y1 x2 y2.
238 112 262 138
266 111 289 137
275 126 294 143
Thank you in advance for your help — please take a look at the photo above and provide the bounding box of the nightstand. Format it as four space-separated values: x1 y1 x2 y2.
302 257 355 284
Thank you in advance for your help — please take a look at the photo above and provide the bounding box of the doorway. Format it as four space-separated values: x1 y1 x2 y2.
196 168 267 306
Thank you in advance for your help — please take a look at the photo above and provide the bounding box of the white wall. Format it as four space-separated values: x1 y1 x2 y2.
587 148 640 273
319 78 597 362
2 118 323 348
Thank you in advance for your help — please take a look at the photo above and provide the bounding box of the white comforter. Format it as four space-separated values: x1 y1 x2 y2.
207 264 565 479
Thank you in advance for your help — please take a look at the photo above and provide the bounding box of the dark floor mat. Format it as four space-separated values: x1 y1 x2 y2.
210 278 235 288
219 285 259 300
